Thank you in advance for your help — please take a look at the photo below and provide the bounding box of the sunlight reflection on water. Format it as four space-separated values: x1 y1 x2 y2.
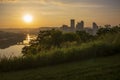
0 34 36 59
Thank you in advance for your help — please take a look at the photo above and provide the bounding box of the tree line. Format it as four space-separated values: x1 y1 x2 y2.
22 26 120 55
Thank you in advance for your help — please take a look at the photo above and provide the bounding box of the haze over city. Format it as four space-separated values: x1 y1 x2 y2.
0 0 120 28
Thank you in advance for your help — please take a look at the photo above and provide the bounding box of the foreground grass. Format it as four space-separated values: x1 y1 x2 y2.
0 54 120 80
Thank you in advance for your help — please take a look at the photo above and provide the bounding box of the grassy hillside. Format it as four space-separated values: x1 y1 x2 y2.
0 32 120 72
0 29 120 80
0 54 120 80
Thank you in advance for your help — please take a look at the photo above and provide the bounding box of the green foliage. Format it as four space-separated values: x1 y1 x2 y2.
36 29 62 47
76 31 94 42
50 29 63 47
0 26 120 72
97 26 120 36
22 29 94 55
62 32 79 42
0 32 120 72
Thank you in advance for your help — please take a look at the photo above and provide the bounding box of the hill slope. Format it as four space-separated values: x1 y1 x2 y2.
0 54 120 80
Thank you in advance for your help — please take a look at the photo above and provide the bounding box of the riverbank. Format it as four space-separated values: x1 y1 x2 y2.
0 31 25 49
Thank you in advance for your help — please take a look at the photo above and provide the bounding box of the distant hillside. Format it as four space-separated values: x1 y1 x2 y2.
0 31 25 49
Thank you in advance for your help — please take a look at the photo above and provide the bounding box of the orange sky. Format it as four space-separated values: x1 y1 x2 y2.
0 0 120 28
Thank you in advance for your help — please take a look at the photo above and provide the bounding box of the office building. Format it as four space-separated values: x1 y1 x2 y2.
70 19 75 29
76 21 84 30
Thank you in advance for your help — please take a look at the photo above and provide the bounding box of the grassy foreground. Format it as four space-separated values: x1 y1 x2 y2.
0 54 120 80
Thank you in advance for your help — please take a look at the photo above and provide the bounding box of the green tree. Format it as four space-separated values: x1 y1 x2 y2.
51 29 62 47
22 29 63 55
76 31 93 42
97 26 120 36
62 33 79 42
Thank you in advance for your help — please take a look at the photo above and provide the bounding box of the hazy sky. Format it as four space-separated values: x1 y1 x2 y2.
0 0 120 28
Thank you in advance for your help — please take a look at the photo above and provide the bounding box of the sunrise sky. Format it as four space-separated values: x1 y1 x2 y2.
0 0 120 28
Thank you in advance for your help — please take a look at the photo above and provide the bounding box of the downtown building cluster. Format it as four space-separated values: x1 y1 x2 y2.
60 19 99 35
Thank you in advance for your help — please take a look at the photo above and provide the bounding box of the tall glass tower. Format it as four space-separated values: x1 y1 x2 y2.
70 19 75 29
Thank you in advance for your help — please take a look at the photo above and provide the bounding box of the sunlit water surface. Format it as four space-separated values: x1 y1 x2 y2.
0 34 36 59
0 45 24 59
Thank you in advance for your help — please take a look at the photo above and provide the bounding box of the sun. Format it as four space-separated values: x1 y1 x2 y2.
23 14 33 23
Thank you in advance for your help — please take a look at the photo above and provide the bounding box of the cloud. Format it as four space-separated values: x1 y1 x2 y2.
40 0 120 8
0 0 119 15
0 0 18 3
23 0 102 9
1 0 119 8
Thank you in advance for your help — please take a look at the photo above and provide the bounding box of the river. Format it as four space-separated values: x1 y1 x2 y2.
0 45 24 58
0 34 36 59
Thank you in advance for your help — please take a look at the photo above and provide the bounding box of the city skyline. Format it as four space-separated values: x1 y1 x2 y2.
0 0 120 28
61 19 98 30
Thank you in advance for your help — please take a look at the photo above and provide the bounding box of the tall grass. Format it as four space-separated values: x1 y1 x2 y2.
0 33 120 72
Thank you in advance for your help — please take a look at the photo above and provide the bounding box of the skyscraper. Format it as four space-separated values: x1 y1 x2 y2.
76 20 84 30
70 19 75 29
93 22 98 35
93 22 98 30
